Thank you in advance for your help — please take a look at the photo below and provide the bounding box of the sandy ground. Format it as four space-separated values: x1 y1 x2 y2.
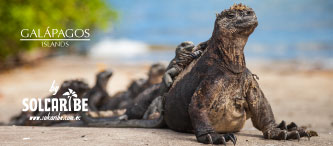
0 56 333 146
1 126 332 146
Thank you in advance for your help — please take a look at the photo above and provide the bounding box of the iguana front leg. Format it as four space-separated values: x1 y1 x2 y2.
188 81 236 145
159 67 180 95
246 75 318 140
162 67 179 88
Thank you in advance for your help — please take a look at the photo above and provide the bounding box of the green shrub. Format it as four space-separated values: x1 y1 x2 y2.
0 0 117 65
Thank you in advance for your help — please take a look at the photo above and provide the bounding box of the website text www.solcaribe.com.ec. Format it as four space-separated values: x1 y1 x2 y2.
29 112 81 121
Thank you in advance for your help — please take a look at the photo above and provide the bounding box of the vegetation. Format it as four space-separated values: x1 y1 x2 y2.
0 0 117 67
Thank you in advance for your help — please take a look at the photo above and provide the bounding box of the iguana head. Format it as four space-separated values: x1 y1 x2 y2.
209 4 258 73
215 3 258 37
148 63 166 85
96 70 113 90
176 41 195 54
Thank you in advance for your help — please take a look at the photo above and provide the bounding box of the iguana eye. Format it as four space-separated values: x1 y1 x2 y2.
227 13 235 19
246 11 253 16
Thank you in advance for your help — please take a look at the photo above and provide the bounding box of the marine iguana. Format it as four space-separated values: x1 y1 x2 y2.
85 70 113 112
144 41 208 119
159 41 204 94
81 3 317 145
100 63 166 110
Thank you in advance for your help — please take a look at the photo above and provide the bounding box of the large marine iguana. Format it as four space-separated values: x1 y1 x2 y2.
81 4 317 145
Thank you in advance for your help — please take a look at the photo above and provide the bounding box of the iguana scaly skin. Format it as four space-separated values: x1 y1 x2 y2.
82 4 317 145
100 63 166 111
122 42 204 120
160 41 204 94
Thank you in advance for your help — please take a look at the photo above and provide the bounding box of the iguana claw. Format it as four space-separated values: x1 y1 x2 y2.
221 136 226 146
277 120 287 130
227 134 237 146
197 133 236 145
282 130 287 141
287 122 298 131
306 130 318 141
207 134 213 144
266 121 318 141
287 131 300 142
296 131 300 142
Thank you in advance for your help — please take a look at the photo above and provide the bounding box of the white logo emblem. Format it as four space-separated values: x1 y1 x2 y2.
63 88 78 101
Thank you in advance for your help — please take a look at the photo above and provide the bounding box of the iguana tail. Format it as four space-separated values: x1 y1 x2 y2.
80 111 165 128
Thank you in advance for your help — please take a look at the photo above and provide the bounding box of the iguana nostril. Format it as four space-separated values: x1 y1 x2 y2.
236 20 245 24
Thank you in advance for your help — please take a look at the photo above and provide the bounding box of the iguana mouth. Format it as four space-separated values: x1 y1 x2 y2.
105 71 113 78
106 73 112 78
235 18 258 29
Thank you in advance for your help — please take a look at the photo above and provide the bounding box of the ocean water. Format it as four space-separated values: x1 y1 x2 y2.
91 0 333 65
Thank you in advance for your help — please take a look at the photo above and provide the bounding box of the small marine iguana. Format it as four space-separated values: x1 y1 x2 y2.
81 4 318 145
159 41 205 94
144 41 208 119
85 70 113 112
